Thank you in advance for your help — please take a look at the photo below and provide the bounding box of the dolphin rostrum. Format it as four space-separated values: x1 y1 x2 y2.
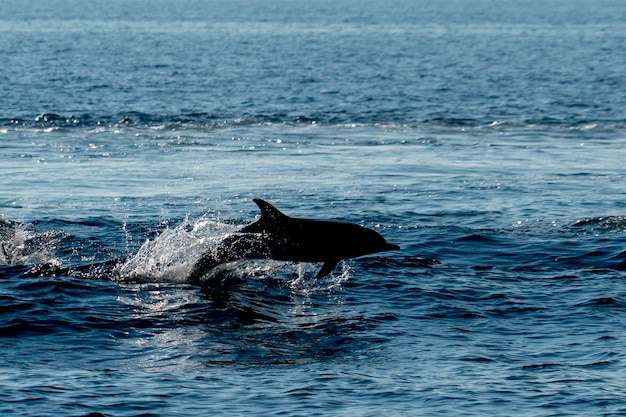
189 199 399 283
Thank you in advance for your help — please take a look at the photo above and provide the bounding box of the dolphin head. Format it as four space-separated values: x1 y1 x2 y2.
344 224 400 257
383 242 401 251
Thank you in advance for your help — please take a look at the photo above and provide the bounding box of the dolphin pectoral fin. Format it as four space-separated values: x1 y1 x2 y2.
315 260 340 278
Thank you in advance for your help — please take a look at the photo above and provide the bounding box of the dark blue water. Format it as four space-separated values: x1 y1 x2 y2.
2 0 626 415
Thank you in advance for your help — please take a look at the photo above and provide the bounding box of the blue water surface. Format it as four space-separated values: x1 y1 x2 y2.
2 0 626 416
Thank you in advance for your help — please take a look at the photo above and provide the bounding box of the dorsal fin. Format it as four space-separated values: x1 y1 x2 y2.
240 199 290 233
254 199 288 221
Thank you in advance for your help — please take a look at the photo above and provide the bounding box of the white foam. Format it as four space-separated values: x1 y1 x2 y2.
117 216 237 282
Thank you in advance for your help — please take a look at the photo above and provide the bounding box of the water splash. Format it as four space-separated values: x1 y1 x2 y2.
117 216 237 282
0 216 61 266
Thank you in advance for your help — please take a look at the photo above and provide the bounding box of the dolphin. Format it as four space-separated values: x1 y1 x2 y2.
189 199 399 283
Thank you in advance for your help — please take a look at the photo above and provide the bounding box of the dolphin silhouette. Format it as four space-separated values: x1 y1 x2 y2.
189 199 399 282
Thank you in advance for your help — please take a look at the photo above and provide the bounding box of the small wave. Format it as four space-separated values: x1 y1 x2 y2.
522 363 563 370
3 112 626 133
572 216 626 232
359 255 440 272
576 297 623 308
2 112 292 132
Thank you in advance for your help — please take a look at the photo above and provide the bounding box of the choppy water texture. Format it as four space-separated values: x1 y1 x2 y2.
2 0 626 415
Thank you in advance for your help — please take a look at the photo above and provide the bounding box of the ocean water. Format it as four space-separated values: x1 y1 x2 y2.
2 0 626 415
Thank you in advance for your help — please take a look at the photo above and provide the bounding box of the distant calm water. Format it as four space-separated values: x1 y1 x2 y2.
2 0 626 416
